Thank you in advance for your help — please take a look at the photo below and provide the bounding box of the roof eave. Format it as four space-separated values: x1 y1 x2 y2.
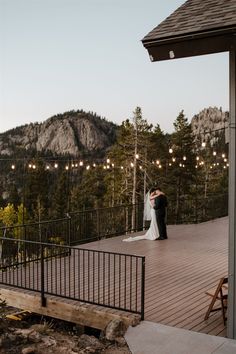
142 28 236 62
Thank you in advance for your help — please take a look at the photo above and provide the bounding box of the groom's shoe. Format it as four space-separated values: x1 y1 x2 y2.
156 236 165 240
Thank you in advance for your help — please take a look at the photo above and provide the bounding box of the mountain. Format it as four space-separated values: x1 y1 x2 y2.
0 110 117 157
191 107 229 146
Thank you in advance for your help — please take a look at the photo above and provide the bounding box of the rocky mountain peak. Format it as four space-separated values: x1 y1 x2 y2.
0 110 117 157
191 106 229 146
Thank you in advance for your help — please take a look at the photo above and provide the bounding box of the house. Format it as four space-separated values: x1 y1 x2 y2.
142 0 236 339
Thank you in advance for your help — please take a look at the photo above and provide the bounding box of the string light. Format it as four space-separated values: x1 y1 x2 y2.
3 141 230 175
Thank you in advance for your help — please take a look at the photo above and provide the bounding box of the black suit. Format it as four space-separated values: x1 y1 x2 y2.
154 194 168 239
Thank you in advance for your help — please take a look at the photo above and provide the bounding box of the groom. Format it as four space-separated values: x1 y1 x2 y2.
154 187 168 240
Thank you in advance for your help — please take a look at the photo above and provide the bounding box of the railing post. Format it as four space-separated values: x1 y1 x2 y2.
40 244 46 307
96 209 100 240
66 214 71 246
141 256 145 320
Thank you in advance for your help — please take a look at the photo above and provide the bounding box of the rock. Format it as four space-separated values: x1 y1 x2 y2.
114 336 127 346
105 319 126 341
21 347 36 354
0 110 117 156
191 107 229 147
77 334 104 352
41 335 57 347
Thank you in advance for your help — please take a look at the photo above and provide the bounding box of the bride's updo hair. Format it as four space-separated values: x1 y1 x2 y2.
150 187 157 194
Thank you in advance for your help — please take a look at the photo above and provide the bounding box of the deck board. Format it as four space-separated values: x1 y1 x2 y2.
0 216 228 337
83 216 228 337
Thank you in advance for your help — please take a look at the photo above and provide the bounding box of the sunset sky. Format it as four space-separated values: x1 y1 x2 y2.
0 0 229 133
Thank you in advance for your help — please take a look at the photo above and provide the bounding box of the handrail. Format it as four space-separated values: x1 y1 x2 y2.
0 237 145 318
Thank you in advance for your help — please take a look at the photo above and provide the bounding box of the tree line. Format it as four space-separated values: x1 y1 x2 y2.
0 107 228 227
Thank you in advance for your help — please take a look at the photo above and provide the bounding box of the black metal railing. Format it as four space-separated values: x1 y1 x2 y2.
69 203 144 245
0 194 228 246
0 237 145 319
0 218 70 244
167 193 228 224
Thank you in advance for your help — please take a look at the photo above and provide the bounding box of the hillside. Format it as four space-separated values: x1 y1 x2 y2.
0 110 117 158
191 107 229 146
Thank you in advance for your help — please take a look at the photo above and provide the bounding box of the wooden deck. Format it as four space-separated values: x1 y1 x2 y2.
0 217 228 336
83 216 228 337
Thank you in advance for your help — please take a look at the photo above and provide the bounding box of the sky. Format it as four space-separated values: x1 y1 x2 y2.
0 0 229 134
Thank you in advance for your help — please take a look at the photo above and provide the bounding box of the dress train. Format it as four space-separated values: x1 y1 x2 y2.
123 208 159 242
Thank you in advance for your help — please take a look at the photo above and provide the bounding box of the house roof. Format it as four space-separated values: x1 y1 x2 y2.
142 0 236 61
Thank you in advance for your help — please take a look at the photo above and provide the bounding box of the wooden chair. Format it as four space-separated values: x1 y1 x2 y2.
204 276 228 325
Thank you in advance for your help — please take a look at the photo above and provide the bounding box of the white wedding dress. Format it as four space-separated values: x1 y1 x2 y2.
123 192 159 242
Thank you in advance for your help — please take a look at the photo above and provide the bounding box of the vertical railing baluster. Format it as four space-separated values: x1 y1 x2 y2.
68 247 71 298
108 253 110 305
40 244 46 307
124 256 127 308
135 257 138 312
83 250 85 300
130 256 132 311
113 254 115 306
64 248 66 296
98 251 100 303
88 250 90 301
73 249 75 298
93 251 95 302
141 256 145 320
78 249 81 299
119 255 121 308
103 253 105 304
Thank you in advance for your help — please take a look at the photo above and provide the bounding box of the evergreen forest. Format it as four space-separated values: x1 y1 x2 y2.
0 107 229 231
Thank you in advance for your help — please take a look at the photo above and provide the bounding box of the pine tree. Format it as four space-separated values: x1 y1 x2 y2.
169 110 196 221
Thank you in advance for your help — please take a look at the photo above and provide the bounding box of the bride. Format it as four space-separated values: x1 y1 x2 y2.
123 189 159 242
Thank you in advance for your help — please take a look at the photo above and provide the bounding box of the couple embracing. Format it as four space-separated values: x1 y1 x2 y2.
123 187 168 242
